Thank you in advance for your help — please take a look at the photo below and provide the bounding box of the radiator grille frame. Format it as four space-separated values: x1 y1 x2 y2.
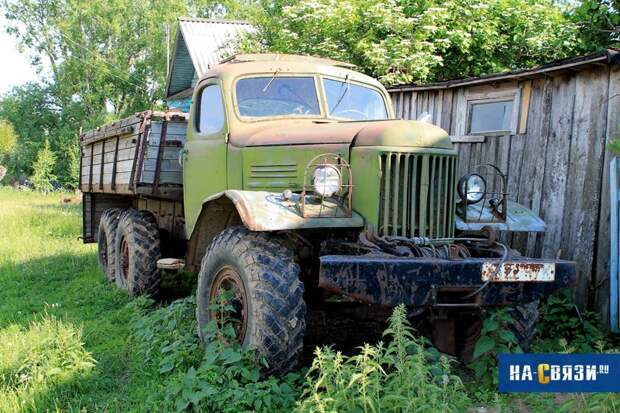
378 152 457 238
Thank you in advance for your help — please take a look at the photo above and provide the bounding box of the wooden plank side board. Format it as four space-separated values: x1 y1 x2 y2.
539 74 577 260
562 68 610 307
81 113 188 200
595 65 620 323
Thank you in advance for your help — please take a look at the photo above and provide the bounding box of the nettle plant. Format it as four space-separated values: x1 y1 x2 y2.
469 308 522 389
130 294 302 413
297 305 472 413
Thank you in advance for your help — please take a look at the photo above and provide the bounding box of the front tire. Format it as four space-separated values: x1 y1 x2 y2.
114 209 161 296
196 226 306 374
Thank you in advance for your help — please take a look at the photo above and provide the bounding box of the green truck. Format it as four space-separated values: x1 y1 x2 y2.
80 54 575 373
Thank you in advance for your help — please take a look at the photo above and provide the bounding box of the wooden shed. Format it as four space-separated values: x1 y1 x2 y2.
388 49 620 321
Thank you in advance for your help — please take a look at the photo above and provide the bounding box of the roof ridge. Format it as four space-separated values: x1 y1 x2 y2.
177 16 252 26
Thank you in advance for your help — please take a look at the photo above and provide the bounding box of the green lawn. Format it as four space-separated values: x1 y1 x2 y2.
0 188 168 412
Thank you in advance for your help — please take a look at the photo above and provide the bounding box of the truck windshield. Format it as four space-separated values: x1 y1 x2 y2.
236 76 321 118
323 78 388 120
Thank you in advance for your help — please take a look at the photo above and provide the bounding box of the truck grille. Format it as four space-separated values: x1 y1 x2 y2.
378 153 457 238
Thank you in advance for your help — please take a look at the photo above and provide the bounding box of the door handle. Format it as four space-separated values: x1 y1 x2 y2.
178 148 188 167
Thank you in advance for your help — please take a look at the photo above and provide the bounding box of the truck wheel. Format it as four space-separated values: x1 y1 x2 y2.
460 301 540 361
114 209 161 296
510 300 540 352
97 208 122 282
196 226 305 374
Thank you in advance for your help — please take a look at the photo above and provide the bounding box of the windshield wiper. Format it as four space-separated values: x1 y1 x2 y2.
262 70 279 93
329 74 350 116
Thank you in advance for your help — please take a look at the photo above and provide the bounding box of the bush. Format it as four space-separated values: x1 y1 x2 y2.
30 139 56 193
535 289 610 353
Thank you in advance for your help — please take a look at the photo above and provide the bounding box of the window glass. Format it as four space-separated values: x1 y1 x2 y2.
236 76 320 117
197 84 225 134
468 100 514 134
323 79 388 120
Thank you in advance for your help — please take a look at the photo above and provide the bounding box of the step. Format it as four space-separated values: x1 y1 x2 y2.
156 258 185 270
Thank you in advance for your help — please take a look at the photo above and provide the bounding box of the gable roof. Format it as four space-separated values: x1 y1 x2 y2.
166 17 255 98
389 48 620 92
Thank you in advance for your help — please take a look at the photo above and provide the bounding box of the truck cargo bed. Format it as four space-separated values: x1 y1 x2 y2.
80 110 188 244
79 110 188 200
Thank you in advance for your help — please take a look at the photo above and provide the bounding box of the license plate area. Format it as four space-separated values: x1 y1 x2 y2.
481 262 555 282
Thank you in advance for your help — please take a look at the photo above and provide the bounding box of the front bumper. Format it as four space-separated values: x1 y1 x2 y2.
318 255 575 308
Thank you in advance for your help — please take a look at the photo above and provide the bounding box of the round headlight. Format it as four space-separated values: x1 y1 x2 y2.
312 165 341 197
457 173 486 204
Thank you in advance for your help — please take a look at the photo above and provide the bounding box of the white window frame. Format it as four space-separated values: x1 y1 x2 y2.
452 83 522 141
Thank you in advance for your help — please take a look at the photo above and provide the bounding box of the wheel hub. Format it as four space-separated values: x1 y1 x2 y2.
209 266 248 343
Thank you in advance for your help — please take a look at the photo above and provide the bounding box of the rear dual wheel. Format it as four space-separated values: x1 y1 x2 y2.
97 208 161 296
97 208 123 281
114 209 162 296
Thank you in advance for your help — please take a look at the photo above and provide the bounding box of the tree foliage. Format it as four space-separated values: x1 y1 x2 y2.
0 119 17 159
31 138 57 192
245 0 593 85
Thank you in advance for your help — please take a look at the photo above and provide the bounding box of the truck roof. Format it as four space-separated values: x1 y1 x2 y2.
200 53 385 90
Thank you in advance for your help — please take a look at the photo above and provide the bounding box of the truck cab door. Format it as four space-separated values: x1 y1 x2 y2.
183 79 228 235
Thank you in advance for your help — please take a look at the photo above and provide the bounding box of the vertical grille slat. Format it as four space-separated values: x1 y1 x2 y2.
379 152 456 239
392 155 400 236
401 154 409 237
419 155 429 237
409 156 417 238
382 154 391 234
437 156 444 237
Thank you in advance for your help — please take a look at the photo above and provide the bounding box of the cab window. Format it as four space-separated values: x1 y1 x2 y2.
323 78 388 120
196 84 225 134
235 76 320 118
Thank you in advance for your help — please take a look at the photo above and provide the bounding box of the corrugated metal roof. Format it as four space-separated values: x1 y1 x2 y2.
166 17 255 98
389 48 620 92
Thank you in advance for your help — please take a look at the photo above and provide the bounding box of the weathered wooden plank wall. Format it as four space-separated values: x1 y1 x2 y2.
389 64 618 321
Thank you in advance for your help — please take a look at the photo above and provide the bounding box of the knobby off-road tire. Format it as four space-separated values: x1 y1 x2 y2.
97 208 123 282
460 301 540 361
196 226 306 374
114 209 161 296
510 300 540 352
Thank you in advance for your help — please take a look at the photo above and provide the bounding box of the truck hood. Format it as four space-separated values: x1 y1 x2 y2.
229 119 452 150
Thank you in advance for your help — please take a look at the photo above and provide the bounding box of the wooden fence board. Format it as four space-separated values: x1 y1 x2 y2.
595 65 620 324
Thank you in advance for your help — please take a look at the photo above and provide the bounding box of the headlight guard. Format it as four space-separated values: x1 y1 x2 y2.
300 153 352 218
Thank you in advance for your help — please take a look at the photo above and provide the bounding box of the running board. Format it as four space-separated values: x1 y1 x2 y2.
157 258 185 270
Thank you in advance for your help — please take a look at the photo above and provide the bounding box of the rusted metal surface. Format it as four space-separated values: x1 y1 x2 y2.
203 190 363 231
481 262 555 282
318 255 575 307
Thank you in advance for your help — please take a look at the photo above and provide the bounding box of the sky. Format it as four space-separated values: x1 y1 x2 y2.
0 29 41 94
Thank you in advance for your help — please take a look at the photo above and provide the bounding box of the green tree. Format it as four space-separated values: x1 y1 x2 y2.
31 138 57 192
0 119 17 159
244 0 590 85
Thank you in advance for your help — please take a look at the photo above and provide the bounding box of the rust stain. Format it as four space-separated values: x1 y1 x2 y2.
482 261 555 282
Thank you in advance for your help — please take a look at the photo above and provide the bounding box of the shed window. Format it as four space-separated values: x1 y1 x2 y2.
468 99 515 134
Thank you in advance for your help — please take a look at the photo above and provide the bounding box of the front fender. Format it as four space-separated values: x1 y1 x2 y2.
455 200 546 233
207 190 364 231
